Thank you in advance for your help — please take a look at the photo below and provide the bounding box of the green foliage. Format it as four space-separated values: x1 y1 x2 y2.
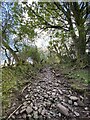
29 46 41 64
60 63 90 84
2 63 39 114
48 31 72 63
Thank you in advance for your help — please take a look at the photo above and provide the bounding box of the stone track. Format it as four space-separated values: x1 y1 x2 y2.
6 67 90 120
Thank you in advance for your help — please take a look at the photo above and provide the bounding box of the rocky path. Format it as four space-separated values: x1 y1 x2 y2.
6 67 90 120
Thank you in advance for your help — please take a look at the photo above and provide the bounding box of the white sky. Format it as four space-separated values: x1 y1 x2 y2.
35 32 50 50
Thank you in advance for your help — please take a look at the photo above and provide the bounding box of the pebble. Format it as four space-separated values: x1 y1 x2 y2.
38 107 42 114
85 107 88 110
20 108 26 113
11 115 15 119
58 113 61 117
70 96 78 101
58 90 63 95
7 68 89 119
26 106 33 114
44 94 48 98
15 111 19 115
33 111 38 119
78 100 84 107
57 103 69 116
23 101 27 106
41 108 46 116
21 105 26 110
27 101 31 104
22 113 26 119
74 111 80 117
55 74 60 77
33 106 38 111
28 114 32 118
25 94 29 99
68 100 72 105
74 102 78 106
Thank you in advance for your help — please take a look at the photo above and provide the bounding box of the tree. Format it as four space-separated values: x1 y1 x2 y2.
1 2 37 65
48 31 73 63
22 1 89 65
2 2 20 63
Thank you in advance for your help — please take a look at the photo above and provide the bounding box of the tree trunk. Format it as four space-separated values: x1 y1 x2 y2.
74 29 87 66
2 40 20 63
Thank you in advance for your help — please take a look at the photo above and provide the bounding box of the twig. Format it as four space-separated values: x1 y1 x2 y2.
6 104 22 120
21 83 31 93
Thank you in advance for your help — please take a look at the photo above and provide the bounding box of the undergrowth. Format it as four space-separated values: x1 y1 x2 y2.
2 63 41 115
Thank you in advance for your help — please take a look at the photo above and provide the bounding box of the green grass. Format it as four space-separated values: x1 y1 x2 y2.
53 63 89 93
73 69 90 84
60 63 90 84
2 63 40 115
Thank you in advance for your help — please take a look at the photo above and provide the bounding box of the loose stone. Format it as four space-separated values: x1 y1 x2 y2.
22 113 26 119
70 96 78 101
68 100 72 105
26 106 33 114
33 111 38 119
20 108 26 113
74 102 78 106
74 111 80 117
57 103 69 116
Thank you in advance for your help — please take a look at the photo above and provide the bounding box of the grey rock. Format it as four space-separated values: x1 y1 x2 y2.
70 96 78 101
21 105 26 110
15 111 19 115
33 111 38 119
78 100 84 107
33 106 38 111
74 102 78 106
41 108 46 116
38 107 42 114
11 115 15 119
62 102 69 108
44 94 48 98
52 89 57 92
52 92 56 98
74 111 80 117
80 95 84 100
25 94 29 99
47 91 51 95
58 113 61 117
55 74 60 77
27 101 31 104
68 100 72 105
12 103 16 107
28 89 30 92
54 83 59 86
30 102 33 107
26 98 30 101
85 107 88 110
58 90 63 95
46 101 51 106
20 108 26 113
26 106 33 114
23 101 27 106
46 112 51 118
22 113 26 119
57 103 69 116
18 116 22 119
28 114 32 118
43 102 47 107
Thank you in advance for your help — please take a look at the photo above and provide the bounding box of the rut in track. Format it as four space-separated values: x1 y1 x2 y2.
6 67 90 120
